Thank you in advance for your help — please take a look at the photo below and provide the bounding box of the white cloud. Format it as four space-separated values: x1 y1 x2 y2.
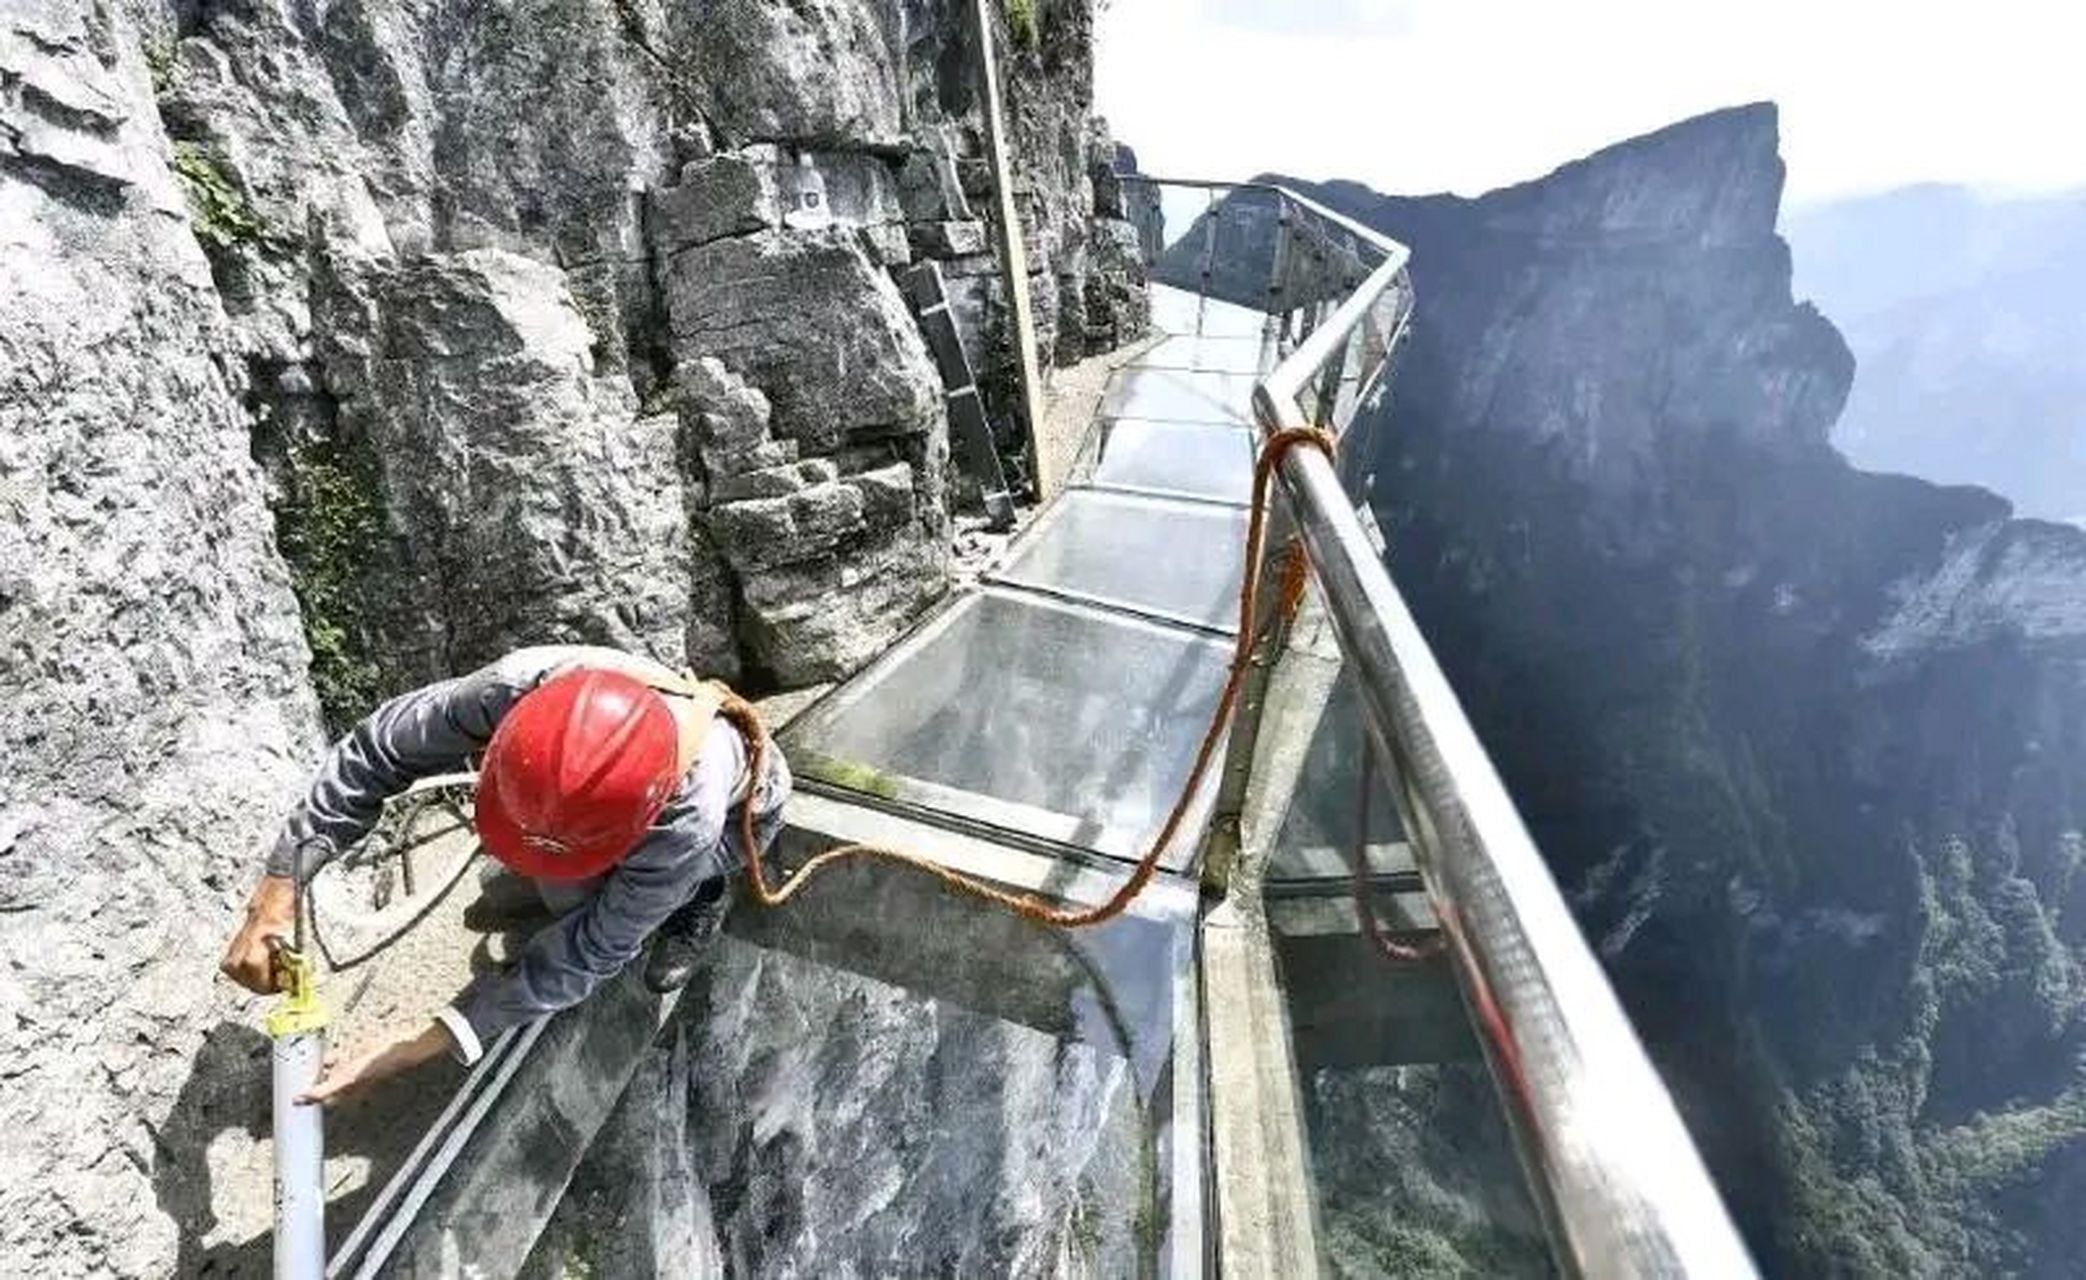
1095 0 2084 206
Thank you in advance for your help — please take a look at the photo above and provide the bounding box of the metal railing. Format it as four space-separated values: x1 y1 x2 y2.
1134 175 1758 1277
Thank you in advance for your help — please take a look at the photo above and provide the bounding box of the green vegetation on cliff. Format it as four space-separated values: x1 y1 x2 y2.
1005 0 1039 49
170 142 267 251
267 424 387 730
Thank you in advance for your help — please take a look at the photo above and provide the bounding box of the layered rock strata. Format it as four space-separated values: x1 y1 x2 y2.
144 0 1143 708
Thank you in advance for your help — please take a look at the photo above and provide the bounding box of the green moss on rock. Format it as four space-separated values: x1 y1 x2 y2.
794 749 905 800
270 424 387 730
171 141 267 251
143 37 178 95
1005 0 1039 49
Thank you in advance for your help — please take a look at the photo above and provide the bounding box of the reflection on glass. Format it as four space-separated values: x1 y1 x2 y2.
1266 669 1409 885
1088 418 1254 506
1102 366 1254 424
781 590 1231 865
1265 677 1551 1274
523 857 1197 1275
1148 283 1269 339
996 488 1247 632
1137 333 1273 375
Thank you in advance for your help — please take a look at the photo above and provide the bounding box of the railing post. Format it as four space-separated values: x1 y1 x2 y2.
1196 187 1220 329
1310 308 1350 430
1265 197 1292 318
1198 497 1304 897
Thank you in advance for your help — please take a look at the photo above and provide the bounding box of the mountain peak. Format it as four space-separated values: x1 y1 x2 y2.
1473 102 1785 247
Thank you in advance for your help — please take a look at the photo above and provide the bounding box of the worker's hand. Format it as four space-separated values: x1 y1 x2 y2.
299 1020 456 1108
219 874 298 993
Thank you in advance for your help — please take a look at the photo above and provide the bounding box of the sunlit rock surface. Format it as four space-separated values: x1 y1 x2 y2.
0 6 322 1272
313 248 693 684
134 0 1137 703
5 0 1141 1268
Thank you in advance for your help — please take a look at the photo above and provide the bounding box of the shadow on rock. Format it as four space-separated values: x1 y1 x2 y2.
147 1021 275 1277
149 1017 466 1276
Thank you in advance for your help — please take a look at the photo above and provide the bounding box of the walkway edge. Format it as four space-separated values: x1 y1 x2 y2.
328 970 679 1276
1202 899 1321 1275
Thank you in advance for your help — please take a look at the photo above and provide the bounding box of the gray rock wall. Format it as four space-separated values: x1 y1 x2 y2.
659 215 951 682
146 0 1137 701
0 5 324 1273
313 248 693 685
898 0 1149 477
6 0 1134 1269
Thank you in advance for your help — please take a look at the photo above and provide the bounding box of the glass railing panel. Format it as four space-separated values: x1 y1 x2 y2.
1262 678 1555 1276
1145 283 1268 340
1145 282 1208 336
1263 668 1408 888
992 487 1247 632
1140 184 1285 313
1137 181 1229 274
779 588 1229 867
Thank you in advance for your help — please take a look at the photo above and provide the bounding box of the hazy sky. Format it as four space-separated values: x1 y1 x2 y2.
1095 0 2084 208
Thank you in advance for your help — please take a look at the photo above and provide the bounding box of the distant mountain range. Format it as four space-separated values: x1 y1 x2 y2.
1783 185 2086 523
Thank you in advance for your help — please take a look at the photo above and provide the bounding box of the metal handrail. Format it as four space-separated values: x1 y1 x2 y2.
1125 175 1758 1276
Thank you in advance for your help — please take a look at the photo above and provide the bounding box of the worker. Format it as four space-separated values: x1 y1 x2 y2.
216 645 791 1105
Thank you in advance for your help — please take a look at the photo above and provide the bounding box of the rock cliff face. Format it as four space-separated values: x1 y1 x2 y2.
140 0 1141 711
522 939 1148 1278
1289 105 2086 1274
0 8 322 1272
2 0 1135 1271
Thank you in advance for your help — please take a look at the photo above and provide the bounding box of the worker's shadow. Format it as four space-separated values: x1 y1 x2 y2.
151 1018 467 1276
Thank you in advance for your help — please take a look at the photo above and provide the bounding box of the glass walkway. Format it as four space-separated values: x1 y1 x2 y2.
327 183 1756 1280
782 283 1271 862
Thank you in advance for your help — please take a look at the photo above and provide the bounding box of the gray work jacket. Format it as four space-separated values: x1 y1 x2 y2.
264 645 790 1062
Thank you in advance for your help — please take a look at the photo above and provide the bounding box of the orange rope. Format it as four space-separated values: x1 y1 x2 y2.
1276 536 1312 620
723 426 1337 929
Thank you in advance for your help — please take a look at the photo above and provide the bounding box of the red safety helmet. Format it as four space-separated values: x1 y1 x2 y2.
474 668 681 880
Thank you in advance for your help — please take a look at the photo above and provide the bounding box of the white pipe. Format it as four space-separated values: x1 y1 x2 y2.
273 1029 327 1279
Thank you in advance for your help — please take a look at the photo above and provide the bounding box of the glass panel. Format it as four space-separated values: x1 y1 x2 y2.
996 488 1246 632
1264 680 1553 1274
1088 418 1254 506
1149 187 1285 312
1146 282 1206 336
1132 182 1227 273
1102 366 1254 424
524 854 1199 1275
780 589 1231 866
1264 668 1411 886
1135 333 1271 375
1146 283 1269 339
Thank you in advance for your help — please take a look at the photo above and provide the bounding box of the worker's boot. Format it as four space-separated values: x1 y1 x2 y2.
643 875 734 993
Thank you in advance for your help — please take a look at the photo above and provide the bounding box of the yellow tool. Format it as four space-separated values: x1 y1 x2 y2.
265 942 329 1038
